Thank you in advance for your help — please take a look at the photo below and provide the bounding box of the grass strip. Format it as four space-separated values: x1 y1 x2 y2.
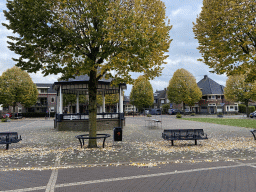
181 118 256 129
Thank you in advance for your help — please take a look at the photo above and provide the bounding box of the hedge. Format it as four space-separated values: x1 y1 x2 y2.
238 104 255 113
21 112 56 118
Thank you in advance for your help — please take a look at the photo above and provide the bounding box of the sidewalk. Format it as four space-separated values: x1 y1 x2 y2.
1 116 256 191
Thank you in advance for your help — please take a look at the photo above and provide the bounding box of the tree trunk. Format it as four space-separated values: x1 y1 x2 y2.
88 70 98 148
245 100 249 118
13 102 16 114
183 102 185 114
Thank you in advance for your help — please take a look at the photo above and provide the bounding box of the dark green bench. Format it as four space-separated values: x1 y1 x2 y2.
0 132 22 150
162 129 208 146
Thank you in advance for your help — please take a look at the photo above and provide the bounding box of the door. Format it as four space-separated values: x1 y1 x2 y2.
210 107 214 114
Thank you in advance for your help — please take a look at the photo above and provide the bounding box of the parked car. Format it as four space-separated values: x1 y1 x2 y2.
168 109 181 115
14 113 23 119
150 109 162 115
144 110 150 115
2 113 12 118
250 111 256 118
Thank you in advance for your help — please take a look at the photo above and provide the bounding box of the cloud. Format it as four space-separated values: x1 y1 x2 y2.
170 4 202 18
29 71 62 83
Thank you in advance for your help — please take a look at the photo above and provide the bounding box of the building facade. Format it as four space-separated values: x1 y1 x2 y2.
1 83 57 114
152 75 239 114
27 83 57 113
196 75 238 114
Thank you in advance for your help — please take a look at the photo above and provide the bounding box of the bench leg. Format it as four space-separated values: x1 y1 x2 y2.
195 140 197 145
103 138 106 148
251 132 256 140
171 140 174 146
78 139 83 148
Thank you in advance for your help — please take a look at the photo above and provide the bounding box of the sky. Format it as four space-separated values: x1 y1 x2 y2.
0 0 228 96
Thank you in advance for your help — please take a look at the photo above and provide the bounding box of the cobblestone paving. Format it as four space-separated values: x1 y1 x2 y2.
0 115 255 170
1 115 256 192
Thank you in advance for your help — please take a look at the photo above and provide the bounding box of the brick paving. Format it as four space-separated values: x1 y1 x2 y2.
0 115 256 191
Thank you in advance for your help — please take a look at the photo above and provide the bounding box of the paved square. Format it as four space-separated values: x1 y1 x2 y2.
0 115 256 191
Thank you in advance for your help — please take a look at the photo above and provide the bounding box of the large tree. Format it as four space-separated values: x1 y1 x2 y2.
130 75 154 112
3 0 172 147
224 74 256 117
167 68 202 113
0 66 38 112
193 0 256 81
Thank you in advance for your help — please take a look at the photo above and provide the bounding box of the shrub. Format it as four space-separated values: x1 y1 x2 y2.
249 106 255 113
191 113 195 116
147 114 152 117
176 112 182 118
238 104 246 113
1 118 7 122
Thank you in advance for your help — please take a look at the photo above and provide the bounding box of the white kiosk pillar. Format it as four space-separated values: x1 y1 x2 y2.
76 93 79 113
102 92 105 113
119 86 123 113
59 85 63 114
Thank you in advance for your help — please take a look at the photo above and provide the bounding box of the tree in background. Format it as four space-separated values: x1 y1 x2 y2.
193 0 256 81
97 93 119 112
167 69 202 113
0 67 38 112
161 103 170 114
224 74 256 117
63 94 87 113
3 0 172 147
130 76 154 113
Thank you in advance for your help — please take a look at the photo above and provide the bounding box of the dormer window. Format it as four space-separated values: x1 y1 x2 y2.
208 95 215 99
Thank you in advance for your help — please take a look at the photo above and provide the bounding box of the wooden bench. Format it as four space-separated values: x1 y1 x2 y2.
162 129 208 146
75 134 111 148
0 132 22 150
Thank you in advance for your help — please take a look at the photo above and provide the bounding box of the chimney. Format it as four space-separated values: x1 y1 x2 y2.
204 75 208 79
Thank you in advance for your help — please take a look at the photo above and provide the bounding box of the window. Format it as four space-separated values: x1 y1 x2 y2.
51 97 55 103
161 99 165 104
41 98 47 105
18 107 22 113
202 96 207 100
216 95 220 99
38 89 48 94
50 107 55 112
208 95 215 99
42 89 48 93
201 106 207 109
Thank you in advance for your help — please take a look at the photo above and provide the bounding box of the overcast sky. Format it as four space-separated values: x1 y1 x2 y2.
0 0 227 96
